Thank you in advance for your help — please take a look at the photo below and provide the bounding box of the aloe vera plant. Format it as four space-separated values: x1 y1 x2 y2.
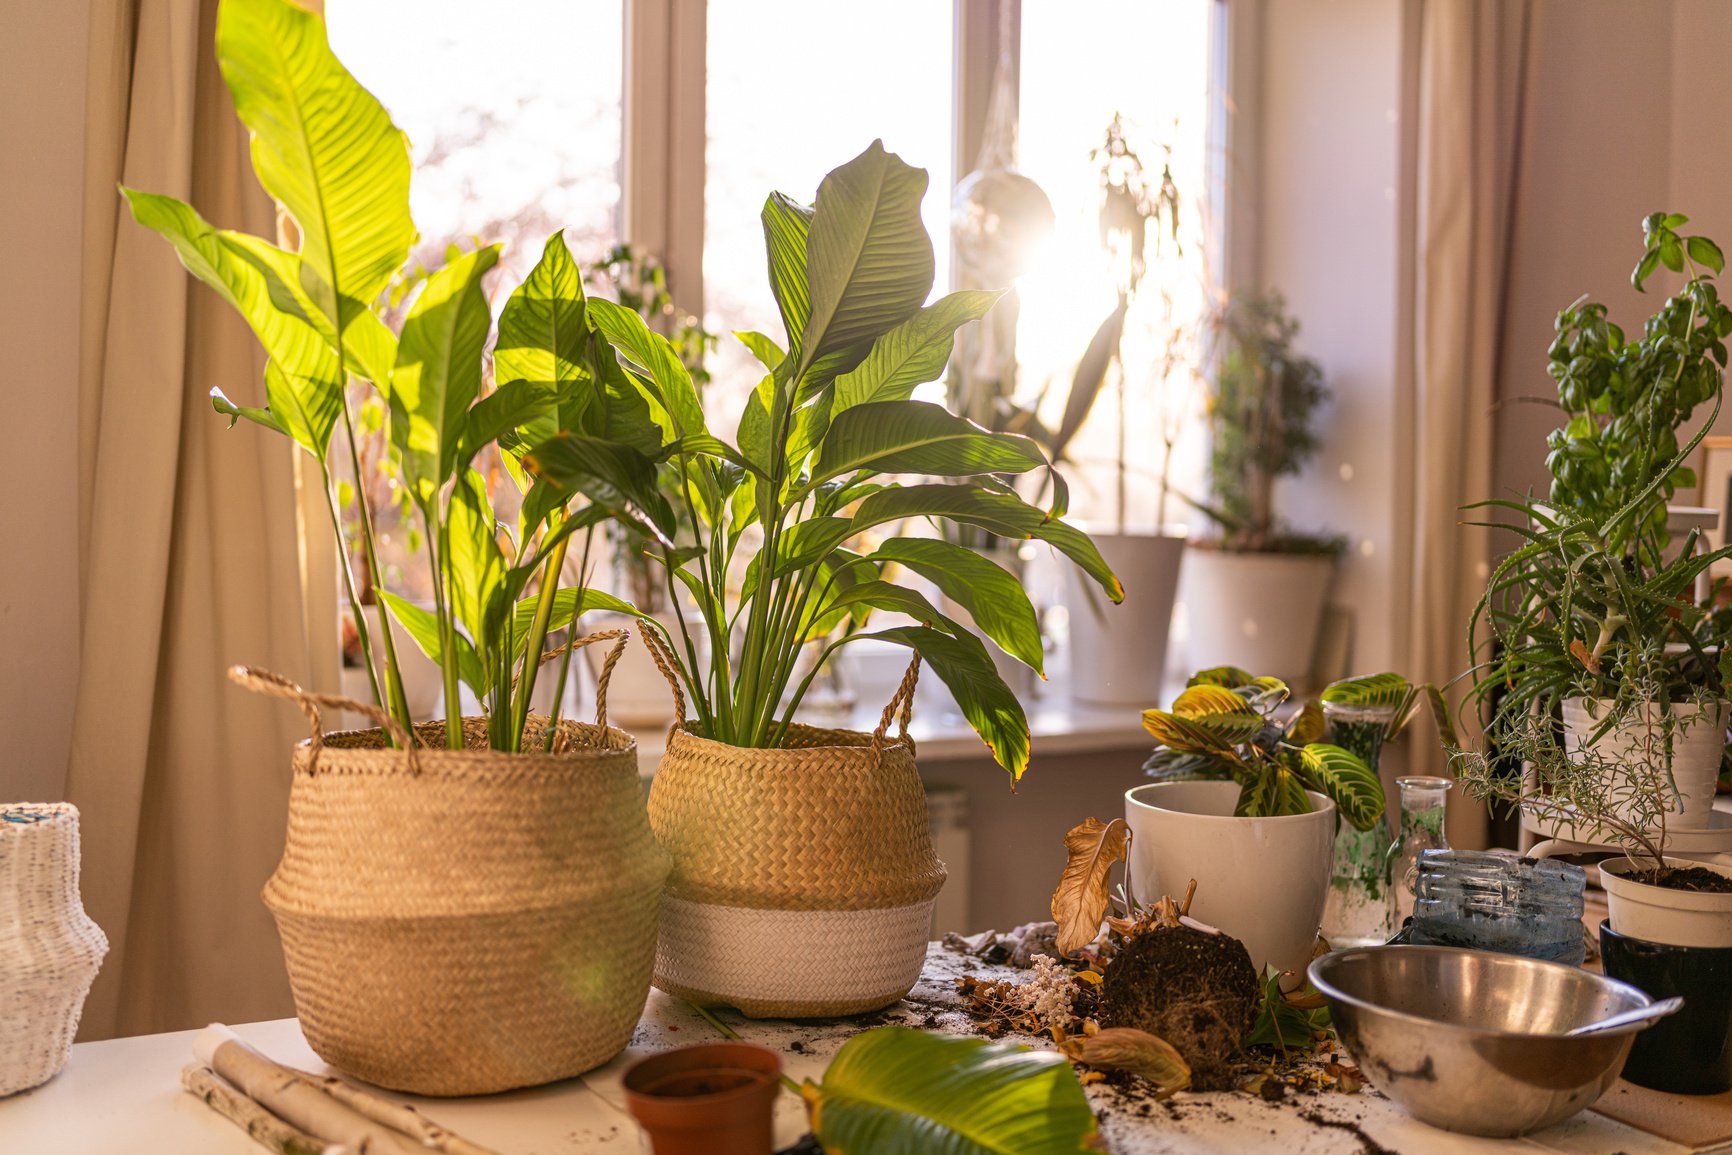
534 142 1125 779
1141 667 1383 829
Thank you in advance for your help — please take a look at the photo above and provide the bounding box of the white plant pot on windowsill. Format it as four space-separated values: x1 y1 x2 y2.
1064 530 1186 708
1179 547 1334 687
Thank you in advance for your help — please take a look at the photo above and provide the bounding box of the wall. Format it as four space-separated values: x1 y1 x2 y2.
0 0 89 803
1495 0 1732 503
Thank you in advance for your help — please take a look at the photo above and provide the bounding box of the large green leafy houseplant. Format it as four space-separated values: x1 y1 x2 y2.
124 0 668 752
529 143 1125 779
1455 214 1732 858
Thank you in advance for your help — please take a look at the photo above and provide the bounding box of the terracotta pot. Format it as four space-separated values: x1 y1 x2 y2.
623 1043 783 1155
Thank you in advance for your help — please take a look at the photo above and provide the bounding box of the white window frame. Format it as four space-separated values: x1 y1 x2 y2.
620 0 1229 323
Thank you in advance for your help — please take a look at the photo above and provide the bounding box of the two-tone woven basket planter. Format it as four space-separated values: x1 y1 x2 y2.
642 631 946 1018
234 630 669 1096
0 803 108 1097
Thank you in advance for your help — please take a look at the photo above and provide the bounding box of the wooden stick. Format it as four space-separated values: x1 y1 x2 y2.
196 1026 423 1155
292 1072 502 1155
181 1065 344 1155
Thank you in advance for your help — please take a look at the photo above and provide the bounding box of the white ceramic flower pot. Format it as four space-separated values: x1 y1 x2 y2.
1065 532 1186 707
1562 697 1728 831
0 804 108 1096
1124 780 1336 976
1179 549 1334 685
1601 856 1732 947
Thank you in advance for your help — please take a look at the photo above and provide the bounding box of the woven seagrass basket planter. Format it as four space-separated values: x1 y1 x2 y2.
236 636 669 1097
0 803 108 1097
643 636 946 1018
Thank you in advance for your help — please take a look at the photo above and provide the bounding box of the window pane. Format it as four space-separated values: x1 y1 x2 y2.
326 0 623 290
1017 0 1215 529
704 0 955 423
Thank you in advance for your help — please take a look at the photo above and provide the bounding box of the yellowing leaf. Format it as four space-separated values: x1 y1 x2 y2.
1141 709 1239 754
1062 1028 1191 1096
1051 818 1129 956
1286 699 1325 744
1170 684 1256 719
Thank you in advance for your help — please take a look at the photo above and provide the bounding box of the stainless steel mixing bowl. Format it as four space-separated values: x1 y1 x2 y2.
1308 946 1656 1136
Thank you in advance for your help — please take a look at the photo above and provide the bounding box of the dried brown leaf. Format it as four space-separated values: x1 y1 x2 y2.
1067 1027 1192 1095
1051 818 1130 956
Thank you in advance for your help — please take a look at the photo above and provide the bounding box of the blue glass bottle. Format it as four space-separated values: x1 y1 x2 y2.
1408 850 1587 965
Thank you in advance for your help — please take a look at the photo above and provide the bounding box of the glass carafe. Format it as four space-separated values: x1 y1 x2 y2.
1387 776 1452 922
1320 703 1397 947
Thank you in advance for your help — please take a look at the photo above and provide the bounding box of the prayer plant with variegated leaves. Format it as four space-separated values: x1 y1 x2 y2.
124 0 1121 772
525 141 1124 780
1140 667 1384 829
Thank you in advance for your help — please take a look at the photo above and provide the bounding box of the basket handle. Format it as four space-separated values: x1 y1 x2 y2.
561 628 631 731
640 624 688 734
870 651 921 760
228 665 422 774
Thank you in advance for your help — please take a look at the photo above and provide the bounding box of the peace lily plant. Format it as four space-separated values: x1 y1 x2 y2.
529 141 1124 779
125 0 1118 776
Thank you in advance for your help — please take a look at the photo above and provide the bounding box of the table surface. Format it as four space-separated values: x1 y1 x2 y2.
3 946 1723 1155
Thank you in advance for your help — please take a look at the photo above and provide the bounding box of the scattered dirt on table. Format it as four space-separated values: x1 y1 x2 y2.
1299 1109 1400 1155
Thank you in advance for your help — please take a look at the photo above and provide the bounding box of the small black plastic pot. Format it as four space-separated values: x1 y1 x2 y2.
1600 919 1732 1095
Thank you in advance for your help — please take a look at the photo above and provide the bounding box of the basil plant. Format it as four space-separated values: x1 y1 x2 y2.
528 142 1124 780
123 0 679 752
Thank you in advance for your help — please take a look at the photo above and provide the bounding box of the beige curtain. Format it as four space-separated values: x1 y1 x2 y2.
70 0 338 1039
1406 0 1534 848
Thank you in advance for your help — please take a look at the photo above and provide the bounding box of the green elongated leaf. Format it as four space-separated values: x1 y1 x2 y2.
762 192 814 350
445 470 506 649
493 231 587 455
458 380 557 469
123 189 341 455
812 401 1046 486
800 140 934 369
832 290 1004 414
1320 671 1411 708
341 306 397 387
391 245 501 502
1142 748 1236 782
867 626 1031 780
1245 966 1333 1050
522 432 675 540
662 433 766 479
737 373 776 472
871 539 1043 675
1186 666 1256 689
1051 297 1129 461
1236 764 1310 819
378 589 487 696
216 0 413 325
1141 709 1243 755
592 340 667 454
1297 743 1384 831
851 485 1123 603
588 298 706 437
805 1027 1098 1155
736 329 787 373
1166 685 1265 744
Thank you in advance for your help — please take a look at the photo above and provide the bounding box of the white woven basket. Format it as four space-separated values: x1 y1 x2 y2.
0 803 108 1097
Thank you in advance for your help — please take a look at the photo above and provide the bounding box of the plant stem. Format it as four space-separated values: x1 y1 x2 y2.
684 1001 803 1097
513 517 570 752
318 460 384 712
424 511 463 749
335 381 412 735
543 525 595 751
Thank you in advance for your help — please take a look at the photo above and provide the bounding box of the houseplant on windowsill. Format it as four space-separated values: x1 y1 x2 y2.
1181 290 1344 685
1452 213 1732 949
124 0 672 1094
1126 666 1382 974
534 141 1124 1018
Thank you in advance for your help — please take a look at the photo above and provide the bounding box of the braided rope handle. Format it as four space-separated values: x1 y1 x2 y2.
640 624 688 735
228 665 421 774
870 651 921 759
568 628 631 730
